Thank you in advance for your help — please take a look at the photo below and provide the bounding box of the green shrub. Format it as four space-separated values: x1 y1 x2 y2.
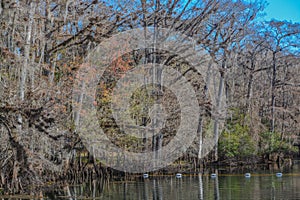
219 123 256 160
259 131 297 155
218 109 256 160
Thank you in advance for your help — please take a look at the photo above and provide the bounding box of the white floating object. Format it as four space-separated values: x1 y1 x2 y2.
176 173 182 178
245 173 251 178
143 174 149 178
211 173 217 178
276 173 283 177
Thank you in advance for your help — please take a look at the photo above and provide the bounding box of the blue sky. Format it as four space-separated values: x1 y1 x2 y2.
263 0 300 22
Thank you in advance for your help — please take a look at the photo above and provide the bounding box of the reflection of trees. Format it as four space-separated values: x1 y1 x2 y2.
213 172 220 200
152 179 163 200
198 174 204 200
41 170 300 199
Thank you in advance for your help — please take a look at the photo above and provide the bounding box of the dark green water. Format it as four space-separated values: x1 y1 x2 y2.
44 163 300 200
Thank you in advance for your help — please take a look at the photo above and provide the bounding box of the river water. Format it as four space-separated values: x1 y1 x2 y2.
43 162 300 200
2 163 300 199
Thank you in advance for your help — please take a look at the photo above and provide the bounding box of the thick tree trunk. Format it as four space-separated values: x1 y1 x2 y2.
198 60 213 161
214 59 226 161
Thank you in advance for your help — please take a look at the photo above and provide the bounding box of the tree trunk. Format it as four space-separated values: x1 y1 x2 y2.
20 2 35 101
246 59 255 113
270 51 277 133
214 59 226 161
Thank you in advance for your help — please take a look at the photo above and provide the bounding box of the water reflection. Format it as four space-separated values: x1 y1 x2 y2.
198 174 203 200
42 164 300 200
213 170 220 200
